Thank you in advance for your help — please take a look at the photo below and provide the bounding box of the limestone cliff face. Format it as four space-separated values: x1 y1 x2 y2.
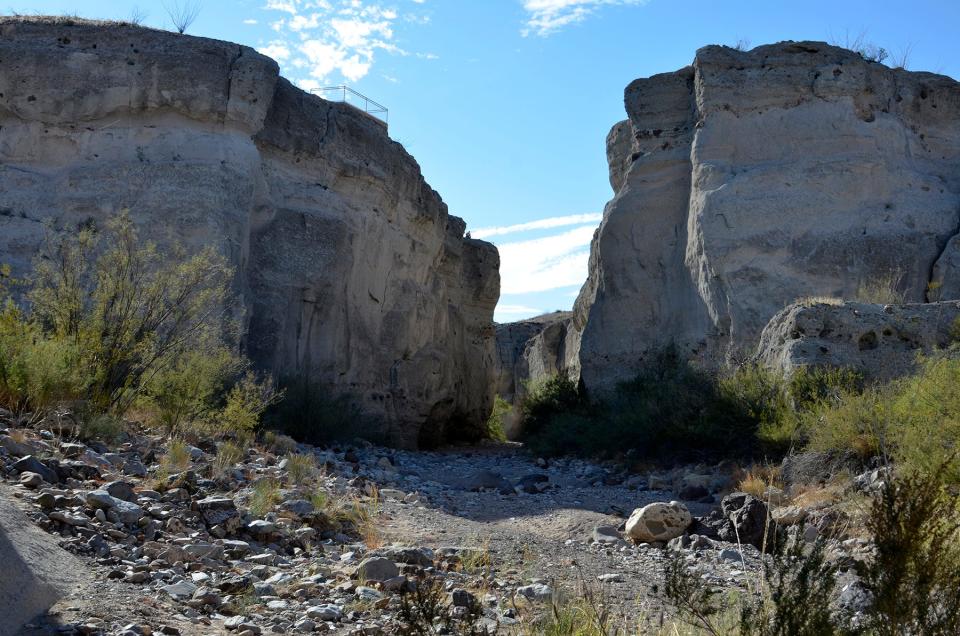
0 17 499 448
574 41 960 396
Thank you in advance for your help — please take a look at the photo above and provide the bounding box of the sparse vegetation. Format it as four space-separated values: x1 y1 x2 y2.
856 269 906 304
485 395 510 442
161 438 192 472
285 452 316 485
0 213 280 440
805 352 960 483
249 477 281 517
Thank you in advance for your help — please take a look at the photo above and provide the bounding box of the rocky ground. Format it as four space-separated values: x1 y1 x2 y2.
0 415 875 635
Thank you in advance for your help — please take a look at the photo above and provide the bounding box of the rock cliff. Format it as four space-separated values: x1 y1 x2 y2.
573 41 960 396
0 17 499 448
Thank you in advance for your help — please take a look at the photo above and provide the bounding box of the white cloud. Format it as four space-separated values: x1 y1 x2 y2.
521 0 648 37
260 0 425 84
243 18 259 24
496 225 595 294
258 41 293 61
495 304 545 316
472 212 602 239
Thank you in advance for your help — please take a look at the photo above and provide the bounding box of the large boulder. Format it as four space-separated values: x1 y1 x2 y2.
624 501 692 543
0 17 499 448
757 300 960 381
571 41 960 396
1 487 87 635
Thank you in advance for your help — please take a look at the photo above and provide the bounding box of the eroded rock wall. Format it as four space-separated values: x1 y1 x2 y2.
757 300 960 381
574 41 960 396
0 17 499 448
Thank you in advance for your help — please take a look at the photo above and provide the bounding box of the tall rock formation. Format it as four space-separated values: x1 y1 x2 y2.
573 41 960 396
0 17 499 448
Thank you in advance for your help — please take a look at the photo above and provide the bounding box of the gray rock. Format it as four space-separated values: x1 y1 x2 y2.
305 604 342 621
104 480 137 502
355 557 399 582
13 456 58 484
516 584 552 602
161 580 198 600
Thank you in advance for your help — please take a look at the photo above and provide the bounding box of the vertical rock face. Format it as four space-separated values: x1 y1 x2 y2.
574 41 960 396
0 17 499 448
494 311 572 404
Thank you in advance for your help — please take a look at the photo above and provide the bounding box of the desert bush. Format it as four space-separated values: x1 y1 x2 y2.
397 576 485 636
855 270 905 304
29 212 234 413
213 440 244 475
522 349 778 461
161 438 192 472
140 345 242 434
517 373 581 439
79 413 125 444
0 213 280 437
858 467 960 635
218 371 281 439
788 366 864 411
805 353 960 483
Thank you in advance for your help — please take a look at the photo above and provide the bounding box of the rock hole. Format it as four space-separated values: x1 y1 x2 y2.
858 332 879 351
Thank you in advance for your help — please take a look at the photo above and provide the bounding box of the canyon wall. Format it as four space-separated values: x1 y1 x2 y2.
0 17 499 448
573 41 960 396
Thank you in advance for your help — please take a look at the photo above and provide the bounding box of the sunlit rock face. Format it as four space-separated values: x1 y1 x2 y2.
572 41 960 396
0 16 500 448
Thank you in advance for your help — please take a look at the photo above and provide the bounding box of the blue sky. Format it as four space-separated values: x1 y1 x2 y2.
16 0 960 321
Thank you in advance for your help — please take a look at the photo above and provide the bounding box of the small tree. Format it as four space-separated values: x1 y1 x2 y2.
28 212 233 413
162 0 202 34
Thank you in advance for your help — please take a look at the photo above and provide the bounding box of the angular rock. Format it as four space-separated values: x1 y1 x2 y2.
624 501 692 543
13 456 58 485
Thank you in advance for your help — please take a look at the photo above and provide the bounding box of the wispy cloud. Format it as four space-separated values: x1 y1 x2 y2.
472 212 602 239
521 0 648 37
260 0 429 84
497 225 595 294
243 18 259 24
496 304 545 316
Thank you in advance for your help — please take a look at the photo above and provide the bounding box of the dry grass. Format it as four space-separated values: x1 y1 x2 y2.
250 477 281 517
263 430 297 455
856 270 906 304
213 441 244 476
161 438 192 472
286 452 316 485
735 463 782 498
795 295 844 307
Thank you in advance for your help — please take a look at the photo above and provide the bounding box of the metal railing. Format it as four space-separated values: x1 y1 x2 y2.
313 86 388 127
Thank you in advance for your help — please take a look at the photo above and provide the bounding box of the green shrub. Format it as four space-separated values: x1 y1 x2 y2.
218 371 281 439
485 395 510 442
788 365 864 411
805 354 960 483
522 350 777 461
0 213 279 438
161 438 192 472
79 413 125 444
860 468 960 635
140 345 242 434
213 440 244 475
518 373 581 439
28 212 234 413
